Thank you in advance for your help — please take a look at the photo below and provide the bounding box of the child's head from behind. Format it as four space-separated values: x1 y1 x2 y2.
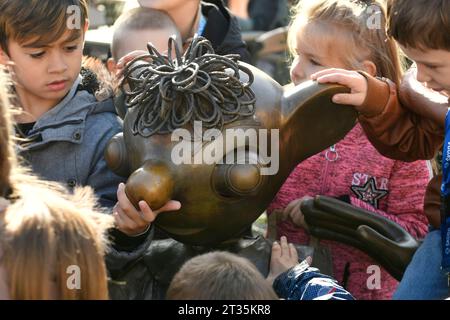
0 182 113 300
166 251 278 300
0 0 89 107
387 0 450 95
288 0 402 86
109 7 181 72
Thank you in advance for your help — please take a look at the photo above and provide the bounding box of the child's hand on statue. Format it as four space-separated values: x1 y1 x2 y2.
113 183 181 236
267 236 312 285
279 196 312 230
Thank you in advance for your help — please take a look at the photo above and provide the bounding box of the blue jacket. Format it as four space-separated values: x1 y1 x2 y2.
18 76 122 208
274 261 355 300
17 75 152 272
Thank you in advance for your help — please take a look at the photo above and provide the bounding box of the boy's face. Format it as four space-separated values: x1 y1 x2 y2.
0 27 86 109
401 45 450 97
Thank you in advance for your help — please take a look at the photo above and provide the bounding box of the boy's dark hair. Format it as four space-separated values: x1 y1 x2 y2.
387 0 450 50
166 251 278 300
0 0 88 53
112 8 180 60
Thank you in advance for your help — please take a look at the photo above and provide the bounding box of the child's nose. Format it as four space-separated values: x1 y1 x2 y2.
48 52 68 74
415 64 431 83
290 61 305 85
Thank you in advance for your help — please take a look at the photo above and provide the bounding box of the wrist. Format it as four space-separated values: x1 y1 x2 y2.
126 223 152 237
357 71 391 118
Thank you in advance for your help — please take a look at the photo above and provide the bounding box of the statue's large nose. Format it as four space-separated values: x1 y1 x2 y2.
125 161 174 211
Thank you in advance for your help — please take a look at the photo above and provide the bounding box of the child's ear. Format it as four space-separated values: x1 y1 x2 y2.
84 20 90 33
0 49 10 66
81 20 90 50
361 60 377 77
106 58 117 75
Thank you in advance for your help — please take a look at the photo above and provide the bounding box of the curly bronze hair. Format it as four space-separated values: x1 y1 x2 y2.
122 35 256 137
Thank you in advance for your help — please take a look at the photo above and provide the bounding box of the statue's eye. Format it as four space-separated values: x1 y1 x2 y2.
212 150 266 198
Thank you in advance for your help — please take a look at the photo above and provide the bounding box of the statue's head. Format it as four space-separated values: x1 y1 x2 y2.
106 36 357 245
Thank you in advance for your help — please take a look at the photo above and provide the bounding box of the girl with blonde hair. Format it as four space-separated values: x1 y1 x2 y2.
0 69 113 300
268 0 430 299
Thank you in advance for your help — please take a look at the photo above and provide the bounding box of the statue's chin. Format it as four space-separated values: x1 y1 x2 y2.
159 224 252 246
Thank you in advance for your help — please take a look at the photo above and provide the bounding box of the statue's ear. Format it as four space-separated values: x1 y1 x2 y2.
114 89 127 119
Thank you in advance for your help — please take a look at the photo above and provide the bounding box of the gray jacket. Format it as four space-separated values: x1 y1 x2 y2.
17 76 151 272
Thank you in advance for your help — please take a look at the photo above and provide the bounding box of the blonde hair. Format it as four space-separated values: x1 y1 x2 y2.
0 68 15 199
0 183 113 300
0 70 113 300
288 0 403 86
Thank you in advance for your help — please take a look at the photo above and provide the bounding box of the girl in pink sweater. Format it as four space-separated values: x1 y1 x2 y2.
268 0 430 300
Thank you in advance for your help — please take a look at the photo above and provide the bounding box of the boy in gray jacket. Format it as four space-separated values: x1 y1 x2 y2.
0 0 180 274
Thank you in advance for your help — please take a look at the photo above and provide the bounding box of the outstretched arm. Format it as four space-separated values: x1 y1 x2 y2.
311 68 446 161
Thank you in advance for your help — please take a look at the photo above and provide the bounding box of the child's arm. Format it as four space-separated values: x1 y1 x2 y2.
268 238 354 300
312 68 446 161
397 66 448 125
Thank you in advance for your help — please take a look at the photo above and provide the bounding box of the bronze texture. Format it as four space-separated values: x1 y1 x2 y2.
105 36 357 246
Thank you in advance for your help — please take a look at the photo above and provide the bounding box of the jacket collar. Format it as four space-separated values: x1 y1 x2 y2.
20 76 97 150
201 1 230 52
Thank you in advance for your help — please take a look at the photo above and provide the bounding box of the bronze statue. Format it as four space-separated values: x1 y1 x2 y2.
301 196 421 281
105 36 357 247
105 37 421 300
105 36 359 299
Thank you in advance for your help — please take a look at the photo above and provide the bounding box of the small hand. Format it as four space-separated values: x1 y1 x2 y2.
113 183 181 236
280 196 312 229
311 68 368 110
267 236 302 285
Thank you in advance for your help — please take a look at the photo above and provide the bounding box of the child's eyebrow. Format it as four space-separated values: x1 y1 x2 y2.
299 47 323 60
22 41 51 49
415 59 442 67
22 31 82 49
62 31 82 44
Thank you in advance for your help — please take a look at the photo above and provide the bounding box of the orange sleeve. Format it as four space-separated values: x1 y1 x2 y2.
357 73 445 162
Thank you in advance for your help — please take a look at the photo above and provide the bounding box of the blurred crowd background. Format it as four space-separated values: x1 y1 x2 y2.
85 0 294 85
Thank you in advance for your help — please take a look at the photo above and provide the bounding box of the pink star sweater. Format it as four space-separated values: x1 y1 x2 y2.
268 123 430 300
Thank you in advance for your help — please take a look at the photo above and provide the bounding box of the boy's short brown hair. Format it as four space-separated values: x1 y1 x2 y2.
387 0 450 50
0 0 88 53
166 251 278 300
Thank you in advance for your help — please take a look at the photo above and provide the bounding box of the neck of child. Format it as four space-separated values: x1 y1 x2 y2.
14 87 61 123
168 2 202 42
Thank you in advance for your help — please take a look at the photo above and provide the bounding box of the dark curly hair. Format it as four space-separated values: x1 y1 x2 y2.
122 35 256 137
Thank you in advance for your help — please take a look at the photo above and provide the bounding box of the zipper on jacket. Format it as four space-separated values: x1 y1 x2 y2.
320 144 339 194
